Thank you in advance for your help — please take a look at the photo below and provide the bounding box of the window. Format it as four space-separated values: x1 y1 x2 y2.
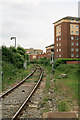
56 27 58 30
71 20 73 22
59 32 61 35
76 48 79 51
76 20 78 23
71 36 74 40
59 38 61 40
59 49 61 52
76 54 79 57
57 43 58 46
71 54 74 57
59 54 61 57
76 43 78 46
59 26 61 29
76 25 78 28
76 31 78 34
76 37 78 40
71 48 74 51
56 55 58 57
56 38 58 41
71 43 74 46
71 31 74 34
59 43 61 46
57 49 58 52
56 33 58 36
71 25 73 28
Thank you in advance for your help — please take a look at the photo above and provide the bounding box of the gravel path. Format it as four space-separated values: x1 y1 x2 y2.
1 68 41 118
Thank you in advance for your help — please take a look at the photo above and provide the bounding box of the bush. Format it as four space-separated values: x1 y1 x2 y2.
17 46 26 56
54 58 80 68
2 46 15 63
2 46 28 68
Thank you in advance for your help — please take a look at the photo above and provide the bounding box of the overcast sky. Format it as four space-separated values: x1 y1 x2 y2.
0 0 79 52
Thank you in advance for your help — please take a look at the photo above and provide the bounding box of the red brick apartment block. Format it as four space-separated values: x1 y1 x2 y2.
37 53 46 59
53 16 80 59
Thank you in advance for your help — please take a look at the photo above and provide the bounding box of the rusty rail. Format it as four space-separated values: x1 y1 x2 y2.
11 66 43 120
0 68 36 98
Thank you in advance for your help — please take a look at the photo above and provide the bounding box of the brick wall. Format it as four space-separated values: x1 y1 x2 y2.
66 61 80 64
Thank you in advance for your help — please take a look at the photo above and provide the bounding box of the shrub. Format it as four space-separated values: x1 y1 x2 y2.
54 58 80 68
17 46 26 56
2 46 28 68
9 46 17 53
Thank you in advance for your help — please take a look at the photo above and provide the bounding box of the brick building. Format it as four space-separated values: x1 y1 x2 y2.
37 53 46 59
25 48 43 61
46 44 54 59
53 16 80 59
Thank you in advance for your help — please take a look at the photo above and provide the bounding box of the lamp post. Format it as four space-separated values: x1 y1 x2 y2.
10 37 16 48
51 49 54 74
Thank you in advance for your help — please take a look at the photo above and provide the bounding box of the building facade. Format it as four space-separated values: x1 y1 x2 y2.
25 48 43 60
46 44 54 59
54 16 80 59
37 53 46 59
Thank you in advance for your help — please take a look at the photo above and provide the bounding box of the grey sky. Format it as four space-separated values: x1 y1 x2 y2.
0 0 79 52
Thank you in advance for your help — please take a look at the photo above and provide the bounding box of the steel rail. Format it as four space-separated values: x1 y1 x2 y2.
11 66 43 120
0 68 36 98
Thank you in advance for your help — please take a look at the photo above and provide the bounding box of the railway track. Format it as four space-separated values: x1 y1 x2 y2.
1 65 43 119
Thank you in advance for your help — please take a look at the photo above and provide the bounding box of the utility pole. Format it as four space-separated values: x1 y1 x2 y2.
51 49 54 74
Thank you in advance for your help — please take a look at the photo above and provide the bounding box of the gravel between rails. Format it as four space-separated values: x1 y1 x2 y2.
2 68 41 118
19 71 46 118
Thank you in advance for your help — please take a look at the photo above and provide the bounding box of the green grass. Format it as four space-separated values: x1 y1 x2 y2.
41 63 79 111
58 100 69 111
53 64 79 100
2 61 32 91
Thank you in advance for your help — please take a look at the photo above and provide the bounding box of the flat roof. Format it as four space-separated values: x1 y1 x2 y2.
46 44 54 48
53 16 80 24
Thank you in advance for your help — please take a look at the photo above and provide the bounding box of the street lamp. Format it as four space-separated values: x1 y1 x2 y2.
10 37 16 48
51 49 54 74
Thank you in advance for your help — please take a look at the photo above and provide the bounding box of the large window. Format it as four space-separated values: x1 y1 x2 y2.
59 32 61 35
76 37 78 40
76 54 79 57
71 36 74 40
59 43 61 46
71 25 73 28
76 31 78 34
71 31 74 34
59 49 61 52
57 49 58 52
57 43 58 46
71 48 74 51
76 25 78 28
71 42 74 46
56 38 58 41
76 48 79 51
59 54 61 57
71 54 74 57
76 43 78 46
59 37 61 40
